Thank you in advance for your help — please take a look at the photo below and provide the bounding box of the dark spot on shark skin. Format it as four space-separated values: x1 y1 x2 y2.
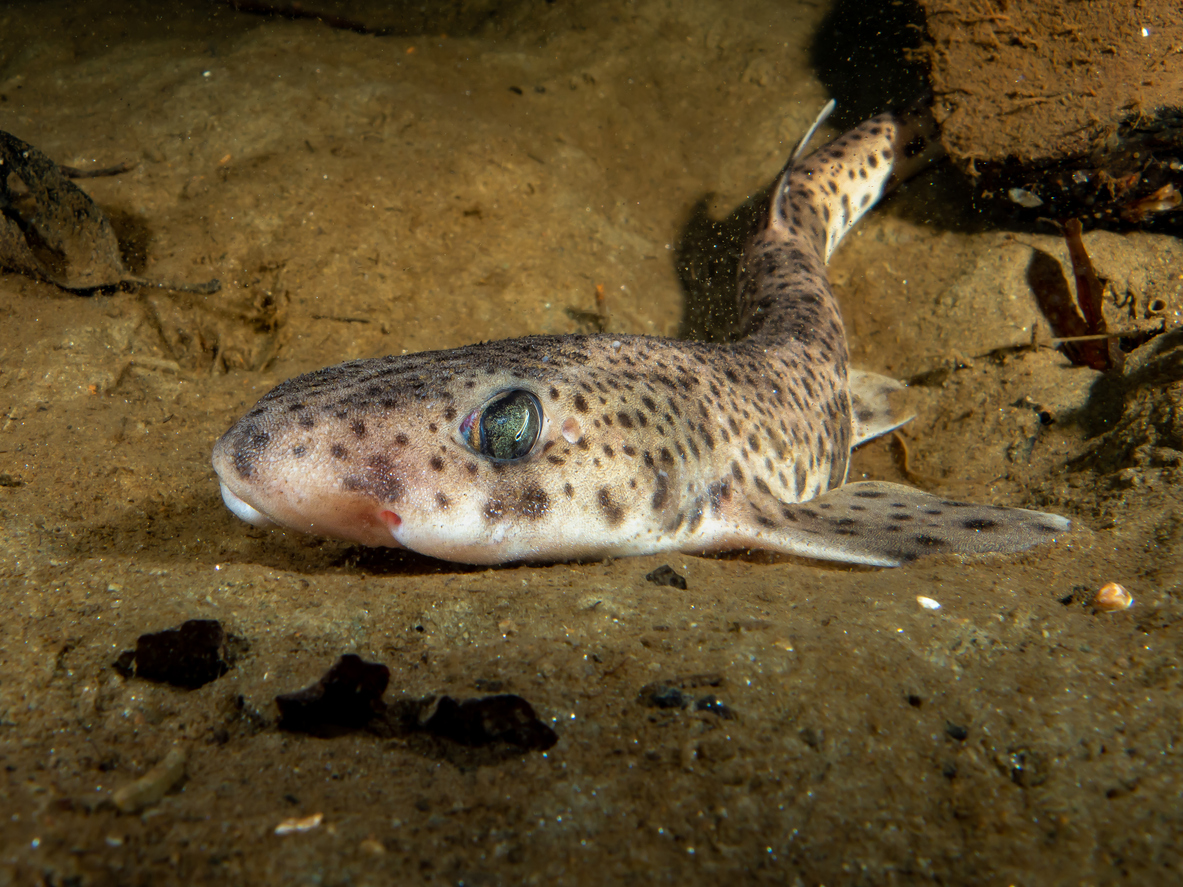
484 499 506 521
651 474 669 510
230 427 272 479
914 534 944 548
962 518 998 531
574 393 588 413
351 420 367 437
563 482 574 498
429 455 445 472
342 454 405 503
330 444 349 460
436 492 450 509
518 484 550 520
598 488 624 526
854 490 886 498
832 517 859 536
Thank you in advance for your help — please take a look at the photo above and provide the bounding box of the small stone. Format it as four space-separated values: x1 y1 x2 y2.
645 565 687 589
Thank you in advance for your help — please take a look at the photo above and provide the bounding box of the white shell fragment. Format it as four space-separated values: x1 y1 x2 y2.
1008 187 1044 208
275 812 324 835
1093 582 1133 612
916 596 941 610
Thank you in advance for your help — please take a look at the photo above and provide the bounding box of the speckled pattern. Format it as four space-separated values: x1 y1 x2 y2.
213 105 1069 565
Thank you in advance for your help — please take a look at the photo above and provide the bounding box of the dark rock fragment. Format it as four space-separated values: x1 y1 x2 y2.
115 619 240 690
645 564 687 589
273 655 557 758
421 695 557 751
276 654 390 737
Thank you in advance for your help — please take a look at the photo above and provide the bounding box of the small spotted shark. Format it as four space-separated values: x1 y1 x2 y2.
213 101 1069 566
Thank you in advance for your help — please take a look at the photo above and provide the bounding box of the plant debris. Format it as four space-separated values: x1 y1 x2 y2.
0 129 219 294
1026 220 1126 371
111 747 187 813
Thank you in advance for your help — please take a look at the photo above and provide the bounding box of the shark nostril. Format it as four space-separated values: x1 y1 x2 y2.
380 510 402 532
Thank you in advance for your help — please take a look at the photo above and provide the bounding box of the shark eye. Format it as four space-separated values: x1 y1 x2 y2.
465 390 542 461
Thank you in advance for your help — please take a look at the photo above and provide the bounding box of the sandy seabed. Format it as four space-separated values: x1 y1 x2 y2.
2 1 1183 884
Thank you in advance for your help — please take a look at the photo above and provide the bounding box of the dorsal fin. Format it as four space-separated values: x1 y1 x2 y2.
791 99 836 163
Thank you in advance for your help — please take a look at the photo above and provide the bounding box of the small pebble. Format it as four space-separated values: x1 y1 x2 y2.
645 565 687 589
1093 582 1133 612
916 596 941 610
